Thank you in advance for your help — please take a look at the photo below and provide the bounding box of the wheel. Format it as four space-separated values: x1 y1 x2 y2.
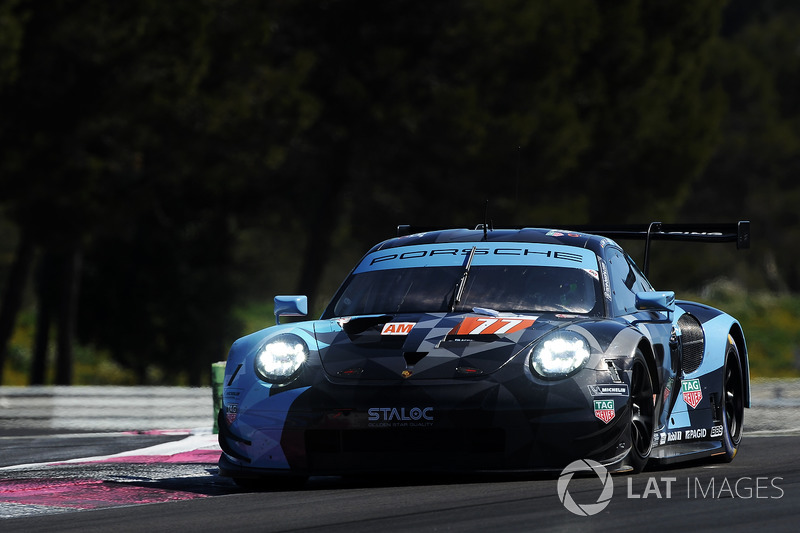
718 338 744 462
627 350 655 473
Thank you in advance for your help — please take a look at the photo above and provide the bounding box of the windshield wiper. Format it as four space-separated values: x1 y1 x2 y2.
450 246 477 312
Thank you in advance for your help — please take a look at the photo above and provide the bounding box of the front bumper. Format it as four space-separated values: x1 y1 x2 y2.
218 372 633 476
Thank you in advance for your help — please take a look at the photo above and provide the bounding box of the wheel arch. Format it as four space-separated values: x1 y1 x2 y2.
635 337 660 394
729 323 751 408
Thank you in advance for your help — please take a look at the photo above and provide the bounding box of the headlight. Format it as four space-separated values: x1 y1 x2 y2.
530 331 591 378
254 333 308 383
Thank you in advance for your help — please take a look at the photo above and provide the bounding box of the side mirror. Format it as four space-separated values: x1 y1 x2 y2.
635 291 675 314
274 295 308 325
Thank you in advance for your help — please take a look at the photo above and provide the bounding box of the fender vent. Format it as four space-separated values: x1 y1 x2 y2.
679 314 705 374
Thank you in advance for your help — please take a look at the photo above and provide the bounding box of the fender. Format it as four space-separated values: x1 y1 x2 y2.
678 301 750 408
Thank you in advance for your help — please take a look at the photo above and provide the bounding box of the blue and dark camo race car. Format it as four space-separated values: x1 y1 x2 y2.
218 222 751 485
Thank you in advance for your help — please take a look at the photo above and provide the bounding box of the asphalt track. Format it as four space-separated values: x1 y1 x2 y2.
0 428 798 532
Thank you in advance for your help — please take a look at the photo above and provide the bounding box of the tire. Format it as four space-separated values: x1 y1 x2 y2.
718 338 744 462
627 350 655 473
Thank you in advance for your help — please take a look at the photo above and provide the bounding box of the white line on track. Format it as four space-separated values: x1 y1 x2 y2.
0 432 220 472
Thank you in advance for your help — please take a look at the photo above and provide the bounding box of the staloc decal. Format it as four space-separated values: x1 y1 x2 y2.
367 407 434 422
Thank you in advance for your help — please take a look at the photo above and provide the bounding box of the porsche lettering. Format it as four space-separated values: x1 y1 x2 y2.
369 248 584 265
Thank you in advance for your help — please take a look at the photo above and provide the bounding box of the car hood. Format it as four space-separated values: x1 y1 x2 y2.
312 312 566 380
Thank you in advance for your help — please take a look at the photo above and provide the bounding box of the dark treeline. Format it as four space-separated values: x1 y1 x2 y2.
0 0 798 385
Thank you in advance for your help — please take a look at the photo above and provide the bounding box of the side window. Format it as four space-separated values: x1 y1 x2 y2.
626 254 654 294
606 247 639 316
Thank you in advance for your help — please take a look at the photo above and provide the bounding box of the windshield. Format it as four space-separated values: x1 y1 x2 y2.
325 265 603 317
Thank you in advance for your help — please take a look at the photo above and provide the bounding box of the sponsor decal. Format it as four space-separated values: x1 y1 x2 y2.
711 425 724 438
682 379 703 409
589 384 629 396
449 316 536 336
599 262 612 301
381 322 415 335
684 428 707 439
656 430 683 445
584 269 600 281
225 403 238 424
368 407 434 428
594 399 615 423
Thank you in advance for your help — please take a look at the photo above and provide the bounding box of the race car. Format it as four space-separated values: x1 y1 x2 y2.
218 222 750 484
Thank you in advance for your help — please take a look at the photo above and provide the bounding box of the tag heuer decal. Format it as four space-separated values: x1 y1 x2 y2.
682 379 703 409
593 399 615 423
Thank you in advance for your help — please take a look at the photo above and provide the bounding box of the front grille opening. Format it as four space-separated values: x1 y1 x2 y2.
679 314 705 374
403 351 428 366
305 428 505 454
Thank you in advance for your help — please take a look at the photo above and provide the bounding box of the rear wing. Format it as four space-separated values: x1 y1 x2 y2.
397 221 750 276
567 221 750 276
566 221 750 249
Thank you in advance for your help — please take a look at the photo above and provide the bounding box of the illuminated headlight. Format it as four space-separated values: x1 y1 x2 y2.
254 334 308 383
530 331 591 378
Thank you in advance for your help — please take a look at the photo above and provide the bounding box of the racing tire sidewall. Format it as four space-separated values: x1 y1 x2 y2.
719 338 744 462
627 349 655 474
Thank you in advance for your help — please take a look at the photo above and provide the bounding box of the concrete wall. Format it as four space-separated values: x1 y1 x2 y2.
0 386 213 432
1 379 799 433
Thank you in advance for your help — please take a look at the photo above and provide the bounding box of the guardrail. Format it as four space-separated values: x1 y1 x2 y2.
0 386 213 432
1 379 799 434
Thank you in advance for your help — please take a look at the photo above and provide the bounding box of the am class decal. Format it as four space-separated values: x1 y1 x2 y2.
381 322 415 335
